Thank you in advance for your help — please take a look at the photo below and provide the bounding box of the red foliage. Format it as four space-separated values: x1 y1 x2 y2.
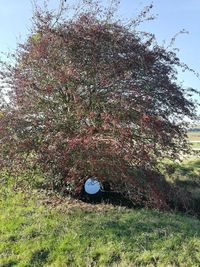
0 1 197 204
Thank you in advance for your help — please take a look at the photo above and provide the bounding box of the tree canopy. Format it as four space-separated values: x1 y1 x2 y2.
0 0 198 196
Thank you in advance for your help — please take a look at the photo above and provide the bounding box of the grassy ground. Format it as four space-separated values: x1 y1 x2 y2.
1 128 200 267
1 178 200 267
161 158 200 201
191 142 200 148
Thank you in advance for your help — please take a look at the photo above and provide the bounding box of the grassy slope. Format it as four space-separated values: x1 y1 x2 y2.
1 129 200 267
1 183 200 267
162 158 200 201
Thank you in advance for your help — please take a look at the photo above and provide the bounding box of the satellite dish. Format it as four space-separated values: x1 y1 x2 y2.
84 177 101 195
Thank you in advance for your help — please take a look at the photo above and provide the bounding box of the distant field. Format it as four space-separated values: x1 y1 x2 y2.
188 132 200 142
187 126 200 151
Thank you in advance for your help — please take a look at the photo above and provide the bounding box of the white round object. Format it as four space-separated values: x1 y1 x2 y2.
84 178 101 195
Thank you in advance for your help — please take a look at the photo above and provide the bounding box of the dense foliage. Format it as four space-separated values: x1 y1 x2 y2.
0 1 198 199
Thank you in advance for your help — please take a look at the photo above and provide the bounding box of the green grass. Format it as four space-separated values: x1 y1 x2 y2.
1 180 200 266
191 142 200 148
162 158 200 200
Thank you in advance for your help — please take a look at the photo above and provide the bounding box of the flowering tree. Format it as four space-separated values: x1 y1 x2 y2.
0 1 198 199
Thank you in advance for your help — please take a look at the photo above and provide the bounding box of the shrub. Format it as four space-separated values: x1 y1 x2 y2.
0 1 198 205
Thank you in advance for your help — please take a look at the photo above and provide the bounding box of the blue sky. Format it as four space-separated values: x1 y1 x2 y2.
120 0 200 95
0 0 199 112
